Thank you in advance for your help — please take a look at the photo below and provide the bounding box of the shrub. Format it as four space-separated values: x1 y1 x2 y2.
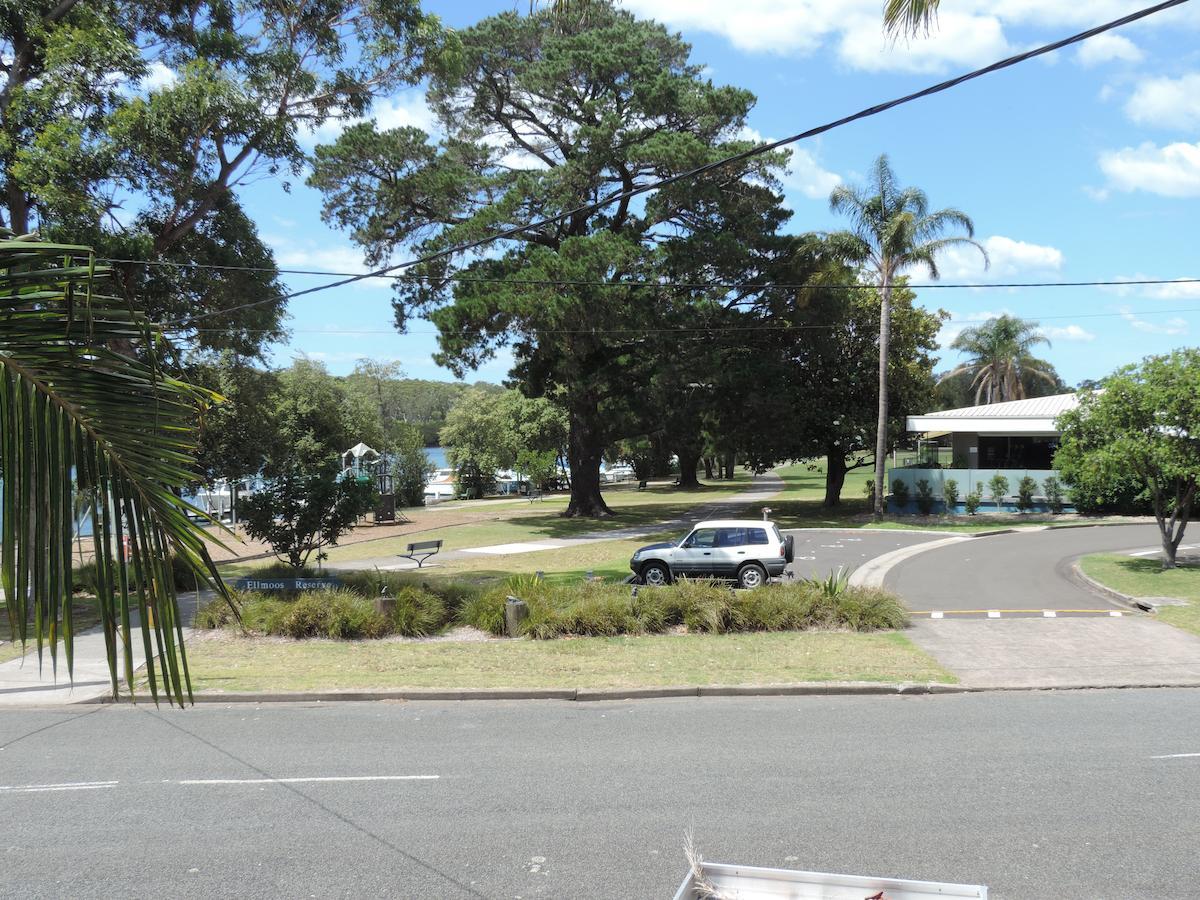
525 582 643 639
1043 476 1065 514
915 479 935 515
459 591 508 636
239 594 292 634
863 478 875 503
194 596 238 629
281 589 388 640
890 478 910 509
1016 476 1038 513
339 569 480 617
801 567 850 598
964 485 984 516
389 586 446 637
828 586 910 631
649 578 731 633
988 473 1009 510
943 478 960 511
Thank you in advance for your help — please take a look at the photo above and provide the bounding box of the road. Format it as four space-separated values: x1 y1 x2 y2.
3 691 1200 898
782 528 948 580
885 523 1162 611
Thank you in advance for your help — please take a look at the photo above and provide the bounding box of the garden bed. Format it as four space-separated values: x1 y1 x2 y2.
194 568 910 641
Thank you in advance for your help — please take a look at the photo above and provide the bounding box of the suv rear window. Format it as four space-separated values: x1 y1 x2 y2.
747 528 769 544
771 524 784 544
715 528 747 547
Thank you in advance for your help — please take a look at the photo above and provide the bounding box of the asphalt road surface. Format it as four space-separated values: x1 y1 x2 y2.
782 528 948 580
4 691 1200 898
886 523 1163 611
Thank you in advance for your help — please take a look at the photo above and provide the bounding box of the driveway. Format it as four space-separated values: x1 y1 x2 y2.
885 523 1162 611
782 528 953 581
881 523 1200 689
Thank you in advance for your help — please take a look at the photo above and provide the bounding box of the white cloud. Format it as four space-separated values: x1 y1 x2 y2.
265 234 390 290
1099 141 1200 197
1124 73 1200 130
622 0 1198 74
738 126 841 199
1119 307 1189 335
1103 275 1200 300
1081 184 1110 201
1039 324 1096 341
1076 33 1143 67
939 235 1064 280
141 62 178 92
299 92 436 148
838 11 1010 74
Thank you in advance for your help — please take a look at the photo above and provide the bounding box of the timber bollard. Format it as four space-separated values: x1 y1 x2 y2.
505 596 529 637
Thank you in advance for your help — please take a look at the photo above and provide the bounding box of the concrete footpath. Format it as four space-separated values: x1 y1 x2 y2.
0 592 203 706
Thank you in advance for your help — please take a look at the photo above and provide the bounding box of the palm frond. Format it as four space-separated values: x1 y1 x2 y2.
0 235 229 704
884 0 941 39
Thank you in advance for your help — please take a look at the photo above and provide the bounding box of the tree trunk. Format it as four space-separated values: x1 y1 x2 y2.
824 451 847 507
723 453 735 480
1153 479 1195 569
562 403 612 518
873 272 893 519
703 457 714 480
676 448 701 488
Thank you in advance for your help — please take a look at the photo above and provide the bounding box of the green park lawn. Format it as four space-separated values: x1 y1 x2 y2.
1080 553 1200 636
184 629 954 693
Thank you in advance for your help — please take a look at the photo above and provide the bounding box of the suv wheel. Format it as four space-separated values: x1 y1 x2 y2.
737 563 767 589
641 561 671 586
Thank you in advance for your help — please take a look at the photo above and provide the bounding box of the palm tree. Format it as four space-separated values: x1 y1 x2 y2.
943 314 1057 404
884 0 942 38
826 155 986 518
0 234 228 704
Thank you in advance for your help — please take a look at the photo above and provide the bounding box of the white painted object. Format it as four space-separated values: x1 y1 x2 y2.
673 862 986 899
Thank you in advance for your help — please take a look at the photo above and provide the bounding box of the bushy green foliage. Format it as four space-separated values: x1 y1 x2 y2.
943 478 960 510
988 473 1009 509
891 479 910 509
1042 475 1065 514
459 591 508 636
194 596 239 629
388 586 446 637
915 479 935 515
239 594 292 634
281 589 389 640
1016 476 1038 513
964 484 984 515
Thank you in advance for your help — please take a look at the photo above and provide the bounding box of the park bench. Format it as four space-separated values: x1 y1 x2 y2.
401 538 443 568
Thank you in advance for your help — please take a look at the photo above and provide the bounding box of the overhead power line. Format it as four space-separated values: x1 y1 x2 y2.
95 256 1200 292
165 0 1188 329
170 306 1200 339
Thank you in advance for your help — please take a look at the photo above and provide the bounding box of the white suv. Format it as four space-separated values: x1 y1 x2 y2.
630 519 794 589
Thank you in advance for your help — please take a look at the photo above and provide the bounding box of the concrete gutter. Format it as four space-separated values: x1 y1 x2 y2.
1068 561 1160 613
70 679 1200 705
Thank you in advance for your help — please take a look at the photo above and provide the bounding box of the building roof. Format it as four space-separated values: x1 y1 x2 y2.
907 392 1081 436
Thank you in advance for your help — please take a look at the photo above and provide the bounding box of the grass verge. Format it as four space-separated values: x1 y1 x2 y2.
185 630 954 692
1079 553 1200 636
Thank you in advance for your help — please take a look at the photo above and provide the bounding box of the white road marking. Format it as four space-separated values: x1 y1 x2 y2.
1130 544 1196 558
1109 611 1124 617
177 775 439 786
0 781 118 794
1043 610 1057 618
930 611 944 619
987 610 1001 618
1151 752 1200 760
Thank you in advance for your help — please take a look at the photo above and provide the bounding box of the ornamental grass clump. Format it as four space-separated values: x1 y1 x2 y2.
281 589 388 640
388 586 447 637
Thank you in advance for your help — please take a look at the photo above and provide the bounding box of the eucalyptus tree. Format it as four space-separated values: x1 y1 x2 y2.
942 314 1058 404
308 3 785 517
826 155 985 517
0 235 226 702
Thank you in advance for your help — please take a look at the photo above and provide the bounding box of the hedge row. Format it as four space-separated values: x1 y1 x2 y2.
196 572 908 640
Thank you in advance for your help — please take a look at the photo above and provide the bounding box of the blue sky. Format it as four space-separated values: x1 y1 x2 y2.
236 0 1200 388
